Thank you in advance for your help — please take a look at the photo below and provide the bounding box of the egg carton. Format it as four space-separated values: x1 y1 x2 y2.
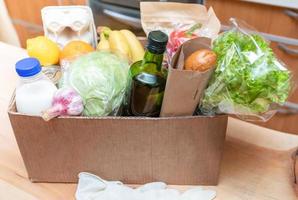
41 6 97 48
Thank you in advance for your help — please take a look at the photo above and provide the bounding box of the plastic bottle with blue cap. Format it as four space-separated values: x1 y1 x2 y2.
15 57 57 116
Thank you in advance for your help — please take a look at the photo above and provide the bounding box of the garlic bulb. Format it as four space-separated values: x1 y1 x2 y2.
42 87 84 121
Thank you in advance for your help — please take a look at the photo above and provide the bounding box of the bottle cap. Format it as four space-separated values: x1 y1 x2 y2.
147 30 168 54
15 57 41 77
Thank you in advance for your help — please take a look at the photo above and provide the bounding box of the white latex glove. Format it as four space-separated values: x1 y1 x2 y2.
179 188 216 200
75 172 216 200
75 172 123 200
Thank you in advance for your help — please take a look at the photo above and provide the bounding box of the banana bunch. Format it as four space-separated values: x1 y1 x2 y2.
97 27 145 63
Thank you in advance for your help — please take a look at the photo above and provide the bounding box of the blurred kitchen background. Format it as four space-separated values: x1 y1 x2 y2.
0 0 297 134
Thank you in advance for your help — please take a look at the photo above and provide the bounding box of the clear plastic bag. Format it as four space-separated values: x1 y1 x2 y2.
200 18 292 121
166 23 202 64
61 51 129 117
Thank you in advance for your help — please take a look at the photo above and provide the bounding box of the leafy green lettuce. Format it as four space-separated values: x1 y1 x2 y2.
65 51 129 116
200 30 291 120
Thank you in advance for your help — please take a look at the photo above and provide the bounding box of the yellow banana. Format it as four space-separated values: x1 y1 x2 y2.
100 26 112 36
120 29 144 63
97 32 110 50
109 30 131 59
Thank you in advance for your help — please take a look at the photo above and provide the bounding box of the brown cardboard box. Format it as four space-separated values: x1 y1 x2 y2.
8 94 227 185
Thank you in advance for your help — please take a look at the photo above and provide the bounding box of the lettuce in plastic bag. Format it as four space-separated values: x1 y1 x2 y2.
63 51 129 116
200 20 291 121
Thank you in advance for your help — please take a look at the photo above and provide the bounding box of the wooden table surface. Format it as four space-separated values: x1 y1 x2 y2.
0 42 298 200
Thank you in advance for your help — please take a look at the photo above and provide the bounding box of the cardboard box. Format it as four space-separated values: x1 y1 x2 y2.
8 94 227 185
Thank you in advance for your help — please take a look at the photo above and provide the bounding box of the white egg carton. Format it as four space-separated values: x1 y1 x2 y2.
41 6 97 48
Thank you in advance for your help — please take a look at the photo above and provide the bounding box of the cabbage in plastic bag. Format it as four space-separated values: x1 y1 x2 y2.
200 19 291 121
62 51 129 116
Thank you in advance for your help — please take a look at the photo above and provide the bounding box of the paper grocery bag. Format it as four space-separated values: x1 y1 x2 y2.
160 37 215 117
140 2 220 40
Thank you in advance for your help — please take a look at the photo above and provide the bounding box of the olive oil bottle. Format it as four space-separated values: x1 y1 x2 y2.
127 30 168 117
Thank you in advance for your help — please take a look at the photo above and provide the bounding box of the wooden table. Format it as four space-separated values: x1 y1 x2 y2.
0 42 297 200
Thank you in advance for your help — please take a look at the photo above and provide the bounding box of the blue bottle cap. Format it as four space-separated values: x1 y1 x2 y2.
15 57 41 77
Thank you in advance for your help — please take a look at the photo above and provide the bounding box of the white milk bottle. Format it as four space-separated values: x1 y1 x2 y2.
15 57 57 116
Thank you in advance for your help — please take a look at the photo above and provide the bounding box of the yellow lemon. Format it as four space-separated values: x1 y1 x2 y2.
26 36 60 66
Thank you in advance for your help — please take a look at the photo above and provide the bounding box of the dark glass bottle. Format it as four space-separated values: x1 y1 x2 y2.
127 30 168 117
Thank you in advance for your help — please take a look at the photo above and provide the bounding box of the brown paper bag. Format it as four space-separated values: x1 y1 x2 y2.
140 2 220 40
160 37 215 117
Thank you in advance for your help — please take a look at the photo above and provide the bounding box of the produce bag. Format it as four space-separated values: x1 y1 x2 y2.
61 51 129 116
160 37 215 117
200 18 292 121
140 2 221 64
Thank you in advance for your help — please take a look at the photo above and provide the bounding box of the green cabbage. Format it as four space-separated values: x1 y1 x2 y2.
200 30 291 120
65 51 129 116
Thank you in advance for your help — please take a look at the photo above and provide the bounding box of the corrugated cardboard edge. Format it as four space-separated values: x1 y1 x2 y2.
8 92 223 121
7 90 16 113
7 91 34 182
293 149 298 195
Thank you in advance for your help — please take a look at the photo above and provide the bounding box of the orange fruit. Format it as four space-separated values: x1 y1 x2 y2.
60 41 94 61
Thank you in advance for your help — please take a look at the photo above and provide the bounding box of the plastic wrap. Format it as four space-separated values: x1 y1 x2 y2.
61 51 129 116
200 19 292 121
166 23 202 64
